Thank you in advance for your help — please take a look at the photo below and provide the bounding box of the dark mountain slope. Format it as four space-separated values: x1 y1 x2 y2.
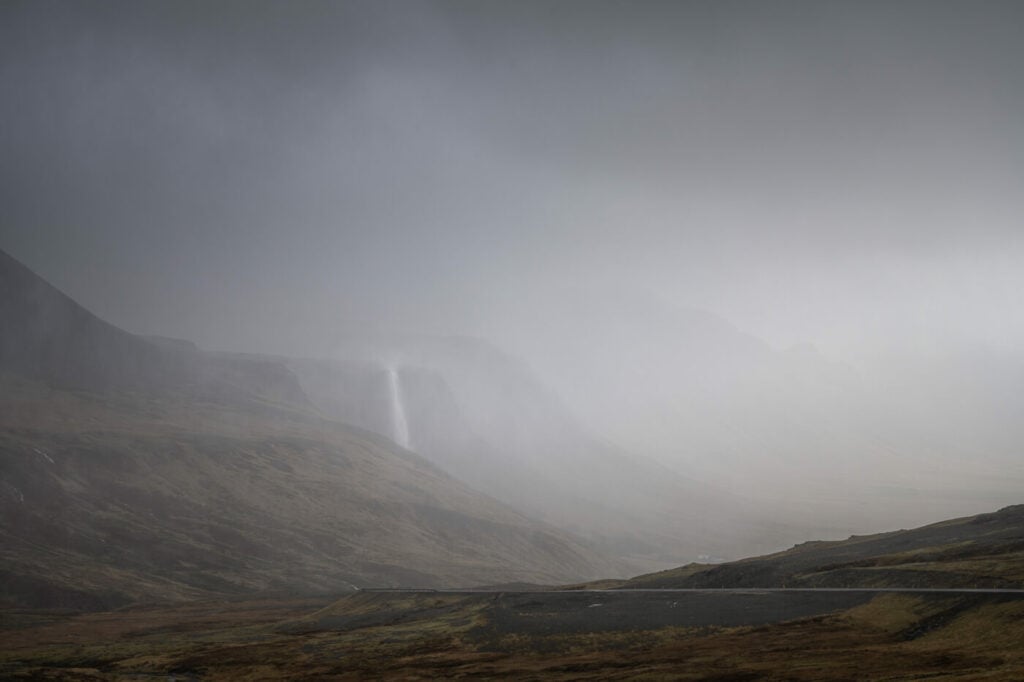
622 504 1024 589
0 250 616 608
0 248 181 392
0 378 610 609
0 248 308 406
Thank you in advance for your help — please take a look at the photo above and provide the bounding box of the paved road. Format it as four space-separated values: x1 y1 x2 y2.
349 587 1024 632
361 587 1024 595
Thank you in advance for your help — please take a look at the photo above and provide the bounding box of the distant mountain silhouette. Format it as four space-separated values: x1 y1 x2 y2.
0 248 185 391
0 248 307 406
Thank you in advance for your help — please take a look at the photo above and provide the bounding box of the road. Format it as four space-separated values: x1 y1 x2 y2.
346 586 1024 633
360 587 1024 594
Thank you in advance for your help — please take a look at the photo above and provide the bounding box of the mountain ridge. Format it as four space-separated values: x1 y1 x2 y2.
0 248 619 608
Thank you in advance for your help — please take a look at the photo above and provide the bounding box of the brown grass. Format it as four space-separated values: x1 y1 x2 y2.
4 591 1024 680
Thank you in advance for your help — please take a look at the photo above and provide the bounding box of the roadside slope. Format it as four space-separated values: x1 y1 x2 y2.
621 505 1024 589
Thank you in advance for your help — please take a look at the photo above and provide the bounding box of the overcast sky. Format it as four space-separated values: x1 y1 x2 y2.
2 0 1023 361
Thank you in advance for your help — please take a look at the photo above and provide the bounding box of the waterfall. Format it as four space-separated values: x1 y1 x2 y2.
387 367 410 449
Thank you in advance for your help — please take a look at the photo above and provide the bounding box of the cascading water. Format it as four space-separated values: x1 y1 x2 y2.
387 367 411 449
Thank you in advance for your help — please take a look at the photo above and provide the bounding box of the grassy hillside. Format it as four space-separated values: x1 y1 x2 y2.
0 249 618 608
620 504 1024 589
0 375 615 609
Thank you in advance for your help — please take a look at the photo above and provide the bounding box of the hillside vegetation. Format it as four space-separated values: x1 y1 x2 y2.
0 249 616 608
4 584 1024 679
621 504 1024 590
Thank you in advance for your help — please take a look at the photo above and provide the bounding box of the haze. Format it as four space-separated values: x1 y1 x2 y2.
3 1 1023 536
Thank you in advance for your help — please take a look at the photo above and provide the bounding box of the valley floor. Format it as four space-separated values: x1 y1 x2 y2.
3 589 1024 680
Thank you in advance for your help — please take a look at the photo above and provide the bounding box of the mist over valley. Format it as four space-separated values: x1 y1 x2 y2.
2 1 1023 678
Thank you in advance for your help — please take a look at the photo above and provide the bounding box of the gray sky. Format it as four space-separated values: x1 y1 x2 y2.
2 0 1023 360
